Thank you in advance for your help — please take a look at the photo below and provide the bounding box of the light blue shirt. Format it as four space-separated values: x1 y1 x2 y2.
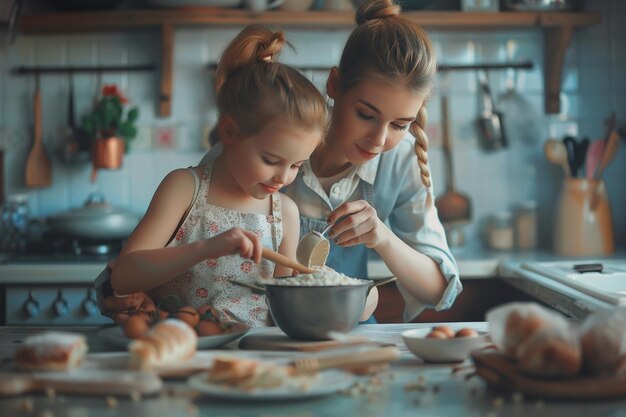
200 137 462 322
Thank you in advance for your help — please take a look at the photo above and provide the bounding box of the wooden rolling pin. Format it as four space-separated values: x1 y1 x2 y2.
262 247 315 274
291 345 401 373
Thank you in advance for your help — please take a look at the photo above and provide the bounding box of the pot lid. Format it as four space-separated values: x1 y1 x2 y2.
49 192 139 220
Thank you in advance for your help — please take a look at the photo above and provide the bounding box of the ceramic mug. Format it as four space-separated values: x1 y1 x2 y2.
553 178 614 257
244 0 283 13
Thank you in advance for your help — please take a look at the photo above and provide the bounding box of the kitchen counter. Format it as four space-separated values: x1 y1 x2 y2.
1 323 626 417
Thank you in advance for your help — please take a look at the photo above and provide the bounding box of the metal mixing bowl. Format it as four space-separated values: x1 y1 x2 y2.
263 280 370 341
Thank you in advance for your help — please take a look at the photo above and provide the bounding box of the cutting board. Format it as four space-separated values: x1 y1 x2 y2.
472 350 626 401
0 369 162 396
84 351 219 379
238 328 373 352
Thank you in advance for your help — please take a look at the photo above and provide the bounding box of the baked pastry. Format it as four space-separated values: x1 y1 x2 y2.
580 309 626 376
503 309 551 357
15 332 88 372
129 319 197 370
208 356 294 389
516 328 582 378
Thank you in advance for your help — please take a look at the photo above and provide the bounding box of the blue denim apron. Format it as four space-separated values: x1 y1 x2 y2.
299 182 377 324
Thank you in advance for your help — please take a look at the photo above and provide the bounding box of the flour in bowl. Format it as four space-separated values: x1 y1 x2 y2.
259 266 366 286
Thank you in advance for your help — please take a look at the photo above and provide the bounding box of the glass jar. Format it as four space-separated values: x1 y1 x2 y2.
487 211 514 251
515 201 537 251
1 194 30 252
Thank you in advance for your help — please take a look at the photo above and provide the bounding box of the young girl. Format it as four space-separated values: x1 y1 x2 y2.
283 0 461 322
105 25 328 327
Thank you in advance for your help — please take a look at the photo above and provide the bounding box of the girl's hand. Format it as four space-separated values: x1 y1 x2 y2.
208 227 263 264
327 200 390 249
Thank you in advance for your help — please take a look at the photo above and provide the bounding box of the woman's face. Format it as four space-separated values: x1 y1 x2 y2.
225 119 322 200
327 75 425 166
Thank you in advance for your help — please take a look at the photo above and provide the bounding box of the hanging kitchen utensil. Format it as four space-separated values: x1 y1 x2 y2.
477 70 507 151
25 75 52 187
58 72 89 164
435 91 472 224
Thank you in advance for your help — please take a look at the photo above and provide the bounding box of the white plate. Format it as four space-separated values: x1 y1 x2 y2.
188 368 355 401
98 325 249 349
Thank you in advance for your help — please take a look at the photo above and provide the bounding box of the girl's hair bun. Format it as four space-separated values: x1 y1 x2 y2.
256 31 286 63
356 0 400 25
215 25 286 92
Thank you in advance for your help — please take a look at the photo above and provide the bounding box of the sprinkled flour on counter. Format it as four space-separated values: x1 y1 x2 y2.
259 267 366 286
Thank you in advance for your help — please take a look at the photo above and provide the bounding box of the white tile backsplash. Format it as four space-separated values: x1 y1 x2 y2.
0 0 624 250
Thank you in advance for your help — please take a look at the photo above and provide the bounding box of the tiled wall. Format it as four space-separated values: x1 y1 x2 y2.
0 0 624 250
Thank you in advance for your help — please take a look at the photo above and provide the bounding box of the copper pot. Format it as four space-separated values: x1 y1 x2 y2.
92 136 124 169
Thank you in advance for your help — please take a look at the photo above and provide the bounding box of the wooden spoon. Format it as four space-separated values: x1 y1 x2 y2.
262 247 316 275
435 94 472 223
544 139 571 178
25 75 52 187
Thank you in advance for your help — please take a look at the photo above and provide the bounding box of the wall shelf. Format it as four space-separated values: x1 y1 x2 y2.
19 9 602 117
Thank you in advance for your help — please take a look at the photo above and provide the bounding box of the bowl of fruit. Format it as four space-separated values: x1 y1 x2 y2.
402 325 492 363
98 304 249 349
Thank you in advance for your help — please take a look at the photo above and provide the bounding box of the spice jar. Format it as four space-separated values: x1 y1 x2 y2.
515 201 537 251
487 211 514 251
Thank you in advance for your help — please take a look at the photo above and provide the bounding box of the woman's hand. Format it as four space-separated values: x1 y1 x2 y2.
207 227 263 264
327 200 390 249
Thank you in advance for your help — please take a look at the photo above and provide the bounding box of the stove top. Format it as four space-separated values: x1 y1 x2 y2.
3 233 122 264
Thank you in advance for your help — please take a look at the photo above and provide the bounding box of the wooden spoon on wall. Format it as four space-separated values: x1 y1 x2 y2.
435 93 472 223
25 75 52 187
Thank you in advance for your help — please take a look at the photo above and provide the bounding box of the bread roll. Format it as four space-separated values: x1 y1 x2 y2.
15 332 87 372
580 309 626 376
503 309 551 357
129 319 197 370
516 329 582 378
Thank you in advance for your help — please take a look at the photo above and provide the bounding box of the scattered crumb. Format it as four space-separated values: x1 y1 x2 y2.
129 390 141 402
186 404 199 416
18 399 34 412
106 396 118 408
45 387 56 400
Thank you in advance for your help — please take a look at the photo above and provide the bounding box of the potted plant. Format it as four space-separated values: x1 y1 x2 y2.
81 84 139 175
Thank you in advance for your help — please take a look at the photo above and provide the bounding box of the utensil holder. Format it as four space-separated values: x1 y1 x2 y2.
554 178 614 257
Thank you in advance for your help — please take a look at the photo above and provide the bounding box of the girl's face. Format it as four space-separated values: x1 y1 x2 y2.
327 74 425 166
225 120 322 199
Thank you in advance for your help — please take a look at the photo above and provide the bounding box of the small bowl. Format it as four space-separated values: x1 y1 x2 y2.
263 281 370 341
402 328 491 363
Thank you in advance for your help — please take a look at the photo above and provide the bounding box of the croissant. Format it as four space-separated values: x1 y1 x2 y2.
129 319 197 370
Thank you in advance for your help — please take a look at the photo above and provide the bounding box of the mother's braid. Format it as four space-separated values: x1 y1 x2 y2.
410 105 431 191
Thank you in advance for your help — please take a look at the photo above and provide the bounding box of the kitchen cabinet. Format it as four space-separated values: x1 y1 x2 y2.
374 278 542 323
19 9 600 117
